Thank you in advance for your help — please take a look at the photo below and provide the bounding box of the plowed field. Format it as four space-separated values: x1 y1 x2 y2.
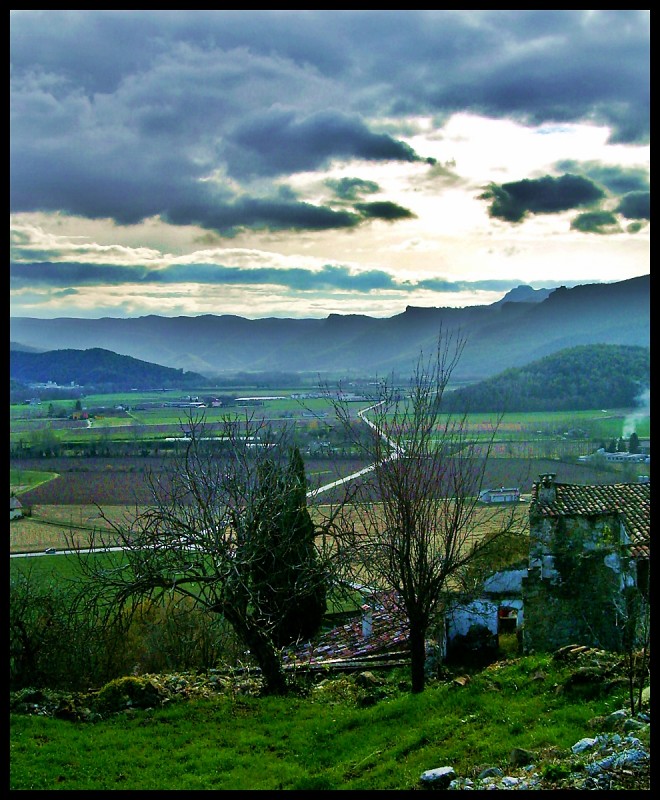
12 455 626 507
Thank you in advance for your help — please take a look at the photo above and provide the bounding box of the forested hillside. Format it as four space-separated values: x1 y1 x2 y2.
9 347 211 392
443 344 650 412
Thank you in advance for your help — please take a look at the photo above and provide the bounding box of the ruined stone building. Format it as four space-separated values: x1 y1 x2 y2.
521 473 650 654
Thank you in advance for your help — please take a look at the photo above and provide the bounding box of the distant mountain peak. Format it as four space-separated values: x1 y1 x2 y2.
493 285 553 306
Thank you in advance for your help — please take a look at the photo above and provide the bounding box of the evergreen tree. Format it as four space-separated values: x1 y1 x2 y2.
617 437 627 452
606 439 618 453
250 446 327 648
628 432 641 454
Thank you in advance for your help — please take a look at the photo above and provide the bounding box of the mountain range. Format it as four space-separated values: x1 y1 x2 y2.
9 275 649 382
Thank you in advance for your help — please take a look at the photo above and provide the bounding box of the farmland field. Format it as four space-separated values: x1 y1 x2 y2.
10 392 649 448
10 454 632 506
10 504 136 553
10 454 641 555
11 392 649 556
9 468 58 494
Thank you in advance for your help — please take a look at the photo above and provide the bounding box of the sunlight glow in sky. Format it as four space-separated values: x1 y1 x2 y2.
10 10 650 319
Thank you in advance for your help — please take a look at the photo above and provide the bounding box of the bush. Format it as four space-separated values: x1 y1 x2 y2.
93 676 166 713
542 762 572 782
123 597 239 675
10 571 248 692
446 624 499 667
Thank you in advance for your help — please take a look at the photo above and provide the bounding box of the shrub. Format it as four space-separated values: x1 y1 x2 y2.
93 676 166 713
541 762 572 782
10 568 251 692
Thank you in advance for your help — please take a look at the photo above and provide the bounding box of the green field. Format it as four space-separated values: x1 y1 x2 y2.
10 468 59 494
10 390 650 449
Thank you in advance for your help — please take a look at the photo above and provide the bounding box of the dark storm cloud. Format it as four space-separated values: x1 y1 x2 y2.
10 262 152 288
9 260 400 291
616 192 650 221
225 109 427 178
423 10 649 145
353 202 416 222
162 197 363 235
554 161 650 195
570 211 621 234
154 263 401 291
10 260 569 296
326 178 380 201
538 160 650 230
480 174 605 223
10 10 649 233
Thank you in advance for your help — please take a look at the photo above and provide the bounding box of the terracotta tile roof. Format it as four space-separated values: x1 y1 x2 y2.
282 591 409 667
531 479 650 558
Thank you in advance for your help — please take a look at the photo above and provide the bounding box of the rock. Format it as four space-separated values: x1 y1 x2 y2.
419 766 456 789
603 709 628 730
623 718 647 732
509 747 535 766
354 671 382 688
478 766 503 779
571 737 598 754
501 776 523 787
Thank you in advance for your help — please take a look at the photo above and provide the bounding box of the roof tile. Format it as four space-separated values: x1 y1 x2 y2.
531 480 650 558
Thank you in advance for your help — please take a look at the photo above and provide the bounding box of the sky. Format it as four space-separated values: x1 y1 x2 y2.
10 10 650 320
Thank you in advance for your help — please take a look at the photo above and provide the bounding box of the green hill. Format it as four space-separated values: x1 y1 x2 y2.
9 347 212 392
443 344 650 412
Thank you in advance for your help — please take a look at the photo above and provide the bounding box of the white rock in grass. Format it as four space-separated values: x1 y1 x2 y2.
419 766 456 788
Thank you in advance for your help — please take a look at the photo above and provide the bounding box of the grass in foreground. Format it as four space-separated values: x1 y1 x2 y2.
10 650 642 791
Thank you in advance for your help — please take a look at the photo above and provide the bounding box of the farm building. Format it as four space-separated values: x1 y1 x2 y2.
479 486 521 503
460 474 650 657
521 473 650 653
10 495 23 520
578 448 650 464
441 565 527 662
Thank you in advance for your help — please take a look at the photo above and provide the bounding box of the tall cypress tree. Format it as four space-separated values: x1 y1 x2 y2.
250 446 327 648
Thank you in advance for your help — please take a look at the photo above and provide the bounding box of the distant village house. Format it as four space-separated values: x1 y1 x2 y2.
10 496 23 520
479 486 521 504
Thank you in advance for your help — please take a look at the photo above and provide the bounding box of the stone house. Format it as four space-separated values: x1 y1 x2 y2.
442 566 528 662
283 474 650 669
445 474 650 659
521 473 650 654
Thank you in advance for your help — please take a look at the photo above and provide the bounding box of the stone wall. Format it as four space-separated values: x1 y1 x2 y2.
522 512 635 654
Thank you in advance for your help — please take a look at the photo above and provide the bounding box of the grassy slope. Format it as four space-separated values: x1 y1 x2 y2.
9 649 648 791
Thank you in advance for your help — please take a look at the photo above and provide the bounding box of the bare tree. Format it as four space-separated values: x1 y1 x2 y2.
330 332 527 693
68 411 343 695
616 582 650 717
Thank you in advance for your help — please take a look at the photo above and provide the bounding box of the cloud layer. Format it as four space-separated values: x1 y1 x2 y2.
10 10 650 319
